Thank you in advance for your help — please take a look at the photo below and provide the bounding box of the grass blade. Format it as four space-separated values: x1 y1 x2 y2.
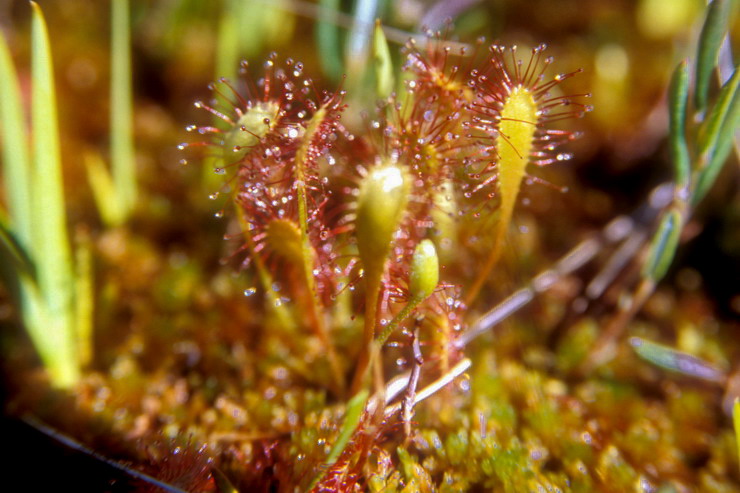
325 389 368 466
309 389 369 489
215 0 240 82
345 0 379 95
734 399 740 473
111 0 136 219
0 211 36 283
0 30 33 251
31 1 78 387
74 229 94 367
668 61 691 191
316 0 344 81
694 0 730 113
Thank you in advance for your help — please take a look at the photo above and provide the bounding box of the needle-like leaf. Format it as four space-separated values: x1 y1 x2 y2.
668 61 691 191
695 0 730 113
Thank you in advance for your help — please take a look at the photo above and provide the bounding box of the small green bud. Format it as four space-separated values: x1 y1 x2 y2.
409 239 439 301
356 163 410 274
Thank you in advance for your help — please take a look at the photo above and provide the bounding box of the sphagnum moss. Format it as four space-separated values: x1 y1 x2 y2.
2 2 739 492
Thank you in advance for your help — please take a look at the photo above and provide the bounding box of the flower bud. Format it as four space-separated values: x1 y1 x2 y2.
356 163 410 274
409 239 439 301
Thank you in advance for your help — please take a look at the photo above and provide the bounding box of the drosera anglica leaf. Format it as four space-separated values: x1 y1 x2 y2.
465 44 590 305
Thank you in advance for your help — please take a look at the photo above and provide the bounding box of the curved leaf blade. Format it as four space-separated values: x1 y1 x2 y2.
31 1 79 387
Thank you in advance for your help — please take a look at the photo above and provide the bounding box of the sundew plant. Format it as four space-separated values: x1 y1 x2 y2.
0 1 739 491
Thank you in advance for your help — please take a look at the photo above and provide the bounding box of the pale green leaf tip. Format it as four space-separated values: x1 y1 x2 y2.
373 19 394 99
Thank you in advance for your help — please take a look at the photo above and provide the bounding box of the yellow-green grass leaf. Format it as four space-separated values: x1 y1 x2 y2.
111 0 137 217
31 1 79 387
0 31 32 251
734 398 740 472
74 230 94 367
0 211 36 285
